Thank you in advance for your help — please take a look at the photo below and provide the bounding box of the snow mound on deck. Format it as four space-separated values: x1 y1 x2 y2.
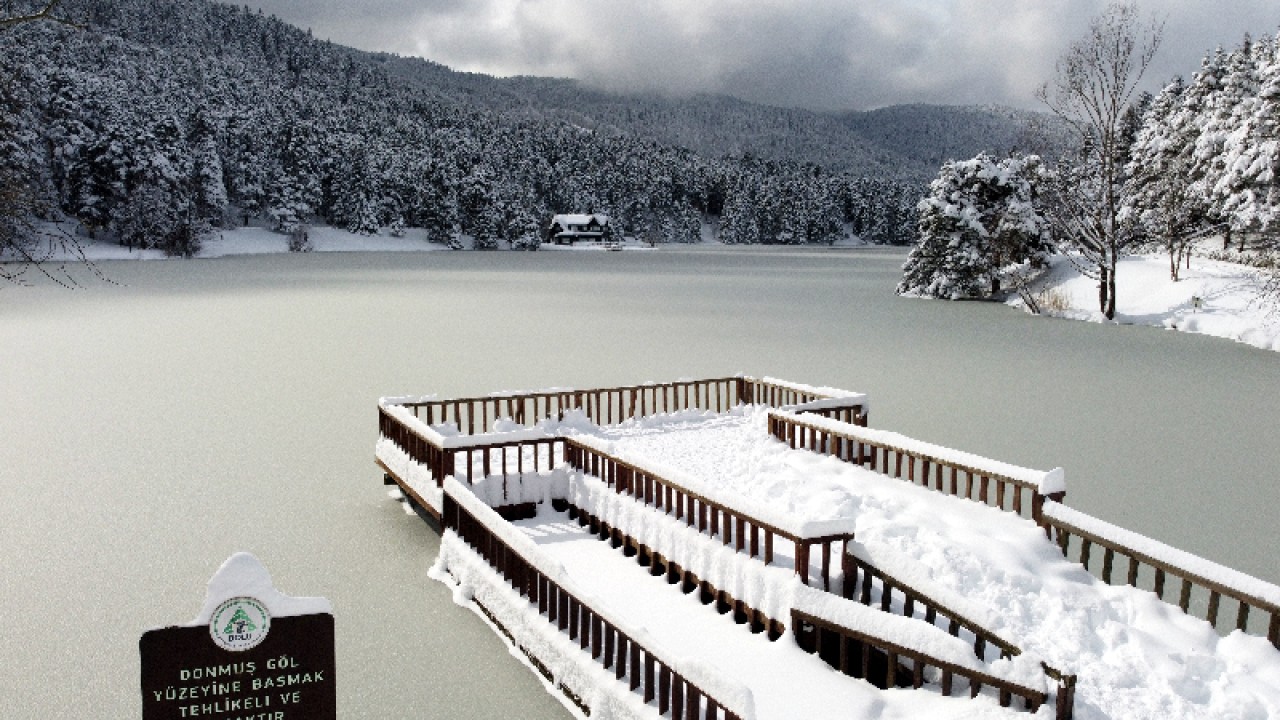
595 406 1280 719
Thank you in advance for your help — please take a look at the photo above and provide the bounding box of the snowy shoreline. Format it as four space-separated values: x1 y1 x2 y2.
1008 252 1280 353
27 223 872 263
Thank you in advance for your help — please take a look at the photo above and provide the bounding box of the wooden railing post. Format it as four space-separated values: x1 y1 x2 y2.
795 542 811 586
1054 672 1076 720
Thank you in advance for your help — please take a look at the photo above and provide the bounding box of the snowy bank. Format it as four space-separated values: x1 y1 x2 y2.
1011 253 1280 352
22 223 674 262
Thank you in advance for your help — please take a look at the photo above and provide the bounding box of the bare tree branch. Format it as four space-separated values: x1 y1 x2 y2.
0 0 75 30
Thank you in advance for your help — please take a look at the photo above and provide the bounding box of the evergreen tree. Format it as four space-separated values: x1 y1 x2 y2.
1121 77 1205 279
898 153 1051 300
1214 34 1279 243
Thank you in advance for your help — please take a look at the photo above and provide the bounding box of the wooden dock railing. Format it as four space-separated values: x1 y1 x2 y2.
566 439 853 591
549 468 1071 718
1042 502 1280 649
379 405 566 486
841 550 1078 718
790 608 1056 716
443 486 752 720
391 377 745 434
737 377 868 425
842 552 1021 661
767 411 1064 529
387 375 868 436
564 502 789 640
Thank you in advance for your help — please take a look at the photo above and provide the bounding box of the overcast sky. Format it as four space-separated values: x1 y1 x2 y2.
236 0 1278 112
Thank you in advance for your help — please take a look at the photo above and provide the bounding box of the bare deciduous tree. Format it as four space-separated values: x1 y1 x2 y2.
1037 1 1164 319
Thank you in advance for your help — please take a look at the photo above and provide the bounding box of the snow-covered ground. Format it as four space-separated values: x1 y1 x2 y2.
1012 252 1280 352
17 219 882 264
25 223 685 262
421 405 1280 720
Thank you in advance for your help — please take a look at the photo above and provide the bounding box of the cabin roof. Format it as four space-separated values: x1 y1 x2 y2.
550 213 609 229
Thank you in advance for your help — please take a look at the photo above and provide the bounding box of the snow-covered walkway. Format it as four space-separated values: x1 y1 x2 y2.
552 407 1280 720
512 506 1021 719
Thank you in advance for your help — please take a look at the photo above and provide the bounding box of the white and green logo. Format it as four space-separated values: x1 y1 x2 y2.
209 596 271 651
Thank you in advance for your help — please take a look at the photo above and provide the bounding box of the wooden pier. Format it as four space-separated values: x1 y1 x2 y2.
376 375 1280 720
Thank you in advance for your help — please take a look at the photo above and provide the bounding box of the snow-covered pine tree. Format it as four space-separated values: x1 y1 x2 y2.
1215 33 1279 243
1194 37 1264 248
1121 77 1206 279
898 153 1051 300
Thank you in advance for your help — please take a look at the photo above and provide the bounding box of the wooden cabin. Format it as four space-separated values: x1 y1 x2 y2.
548 213 609 245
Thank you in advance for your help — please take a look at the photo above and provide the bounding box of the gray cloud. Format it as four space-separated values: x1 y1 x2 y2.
238 0 1280 111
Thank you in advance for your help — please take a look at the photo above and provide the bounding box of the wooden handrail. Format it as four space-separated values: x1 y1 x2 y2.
1043 503 1280 649
767 411 1062 528
380 405 566 487
842 553 1022 661
840 552 1077 718
737 376 865 414
389 375 869 436
395 376 746 433
566 440 853 590
791 608 1054 715
443 491 750 720
566 502 789 640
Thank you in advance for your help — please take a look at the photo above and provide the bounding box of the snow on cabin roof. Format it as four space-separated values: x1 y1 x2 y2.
550 213 609 228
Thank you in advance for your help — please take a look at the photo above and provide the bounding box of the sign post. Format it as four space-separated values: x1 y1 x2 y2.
140 553 336 720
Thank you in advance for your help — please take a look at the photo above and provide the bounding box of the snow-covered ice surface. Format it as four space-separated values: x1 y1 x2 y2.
1011 253 1280 352
521 406 1280 720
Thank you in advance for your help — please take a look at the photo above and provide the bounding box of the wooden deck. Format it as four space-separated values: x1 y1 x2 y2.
376 375 1280 720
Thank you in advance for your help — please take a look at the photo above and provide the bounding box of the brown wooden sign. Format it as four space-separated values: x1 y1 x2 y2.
141 554 335 720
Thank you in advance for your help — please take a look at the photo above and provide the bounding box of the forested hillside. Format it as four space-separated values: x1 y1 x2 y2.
1 0 1032 255
371 60 1047 182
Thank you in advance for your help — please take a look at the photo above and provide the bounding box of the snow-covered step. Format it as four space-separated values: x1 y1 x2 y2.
500 506 1049 719
552 470 1060 714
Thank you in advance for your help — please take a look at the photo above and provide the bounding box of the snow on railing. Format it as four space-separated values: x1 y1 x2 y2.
739 376 869 425
385 377 746 434
378 378 871 503
789 607 1056 716
559 469 1061 716
383 376 869 437
441 477 757 720
567 469 806 627
789 581 1054 714
843 540 1021 660
767 410 1065 528
1042 502 1280 649
375 435 444 515
756 377 858 398
567 434 855 590
378 403 567 493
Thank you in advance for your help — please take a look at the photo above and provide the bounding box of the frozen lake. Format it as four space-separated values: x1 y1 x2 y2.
2 246 1277 717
